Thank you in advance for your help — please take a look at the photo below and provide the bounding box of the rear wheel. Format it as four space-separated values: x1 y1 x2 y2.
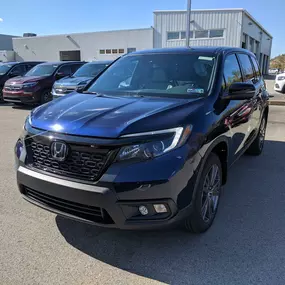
184 153 222 233
40 89 52 105
246 116 267 156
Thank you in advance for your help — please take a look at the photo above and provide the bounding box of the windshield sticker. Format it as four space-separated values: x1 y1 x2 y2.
187 88 204 94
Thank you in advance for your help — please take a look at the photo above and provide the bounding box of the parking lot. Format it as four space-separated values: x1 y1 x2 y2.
1 103 285 285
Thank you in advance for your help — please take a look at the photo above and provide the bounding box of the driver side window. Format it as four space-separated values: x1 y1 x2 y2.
224 54 242 90
57 65 72 76
10 65 26 76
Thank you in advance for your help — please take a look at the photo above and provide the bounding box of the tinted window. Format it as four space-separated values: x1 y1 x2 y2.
70 64 82 73
224 54 242 87
0 64 14 75
57 65 72 76
238 54 255 82
209 30 224 38
167 32 180 40
181 31 193 39
251 56 261 81
10 65 27 75
25 64 59 76
195 31 208 38
87 53 216 98
73 63 109 77
26 64 37 71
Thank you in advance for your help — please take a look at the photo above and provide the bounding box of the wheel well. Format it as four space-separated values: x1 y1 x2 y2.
211 142 228 185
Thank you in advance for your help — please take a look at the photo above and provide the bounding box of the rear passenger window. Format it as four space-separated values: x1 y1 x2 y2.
224 54 242 88
251 56 261 82
237 54 255 82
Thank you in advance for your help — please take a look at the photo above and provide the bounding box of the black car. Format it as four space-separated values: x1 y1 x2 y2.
0 61 43 101
3 61 84 105
15 47 269 233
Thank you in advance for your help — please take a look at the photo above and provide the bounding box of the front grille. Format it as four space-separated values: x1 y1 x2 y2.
24 187 114 224
25 136 113 181
54 87 76 94
4 84 22 91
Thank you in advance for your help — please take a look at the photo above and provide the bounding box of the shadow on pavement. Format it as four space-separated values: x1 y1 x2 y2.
56 140 285 284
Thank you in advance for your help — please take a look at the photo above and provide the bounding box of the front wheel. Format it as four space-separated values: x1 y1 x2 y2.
184 153 222 233
40 89 52 105
246 116 267 156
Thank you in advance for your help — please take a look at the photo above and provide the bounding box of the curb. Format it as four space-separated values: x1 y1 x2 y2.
269 100 285 106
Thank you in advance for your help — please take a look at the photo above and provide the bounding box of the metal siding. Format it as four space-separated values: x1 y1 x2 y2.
0 34 18 50
154 10 242 48
13 29 154 61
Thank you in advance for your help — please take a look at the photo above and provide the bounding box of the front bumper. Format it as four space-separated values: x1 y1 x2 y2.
274 81 285 92
17 166 196 229
3 90 41 103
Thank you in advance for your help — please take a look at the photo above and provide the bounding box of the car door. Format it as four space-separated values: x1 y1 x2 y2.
222 53 253 163
237 53 262 136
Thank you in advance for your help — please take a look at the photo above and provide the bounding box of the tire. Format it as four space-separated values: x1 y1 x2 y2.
184 153 222 233
40 89 52 105
246 116 267 156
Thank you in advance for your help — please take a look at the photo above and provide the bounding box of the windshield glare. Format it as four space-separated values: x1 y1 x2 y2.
73 63 109 77
87 53 216 97
0 64 13 75
25 65 58 77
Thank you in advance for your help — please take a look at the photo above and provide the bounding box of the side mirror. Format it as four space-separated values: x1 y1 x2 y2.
223 82 256 100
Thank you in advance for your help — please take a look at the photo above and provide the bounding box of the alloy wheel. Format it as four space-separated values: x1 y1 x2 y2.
201 164 221 222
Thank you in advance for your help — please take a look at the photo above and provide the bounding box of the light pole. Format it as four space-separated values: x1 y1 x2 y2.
185 0 191 47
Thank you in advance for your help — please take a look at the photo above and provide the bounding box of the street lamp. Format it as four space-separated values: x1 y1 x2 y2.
185 0 192 47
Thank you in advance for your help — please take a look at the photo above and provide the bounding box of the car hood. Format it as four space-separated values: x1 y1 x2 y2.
30 93 204 138
5 75 48 85
54 76 92 87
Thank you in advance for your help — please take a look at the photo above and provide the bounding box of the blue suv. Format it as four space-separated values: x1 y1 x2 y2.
15 47 269 233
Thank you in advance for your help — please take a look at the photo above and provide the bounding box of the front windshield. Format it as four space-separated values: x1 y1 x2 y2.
87 53 216 98
0 64 14 75
25 64 58 76
73 63 109 77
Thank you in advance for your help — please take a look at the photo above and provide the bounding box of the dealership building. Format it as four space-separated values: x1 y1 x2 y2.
3 8 273 73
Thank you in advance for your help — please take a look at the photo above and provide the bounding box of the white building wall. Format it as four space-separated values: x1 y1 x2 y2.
0 34 18 50
0 50 15 62
12 28 154 62
153 10 243 49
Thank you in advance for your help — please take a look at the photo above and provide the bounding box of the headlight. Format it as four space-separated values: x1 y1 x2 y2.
23 82 38 88
278 76 285 81
117 126 192 161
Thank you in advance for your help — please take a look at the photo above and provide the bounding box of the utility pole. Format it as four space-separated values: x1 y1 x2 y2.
185 0 191 47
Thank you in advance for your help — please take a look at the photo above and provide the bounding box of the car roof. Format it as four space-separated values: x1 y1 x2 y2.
38 61 84 66
129 47 256 57
0 61 44 65
88 60 113 65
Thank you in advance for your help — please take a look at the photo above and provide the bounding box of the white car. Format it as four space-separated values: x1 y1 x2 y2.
274 73 285 93
269 68 279 75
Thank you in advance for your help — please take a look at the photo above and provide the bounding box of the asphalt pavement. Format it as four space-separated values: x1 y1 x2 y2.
1 104 285 285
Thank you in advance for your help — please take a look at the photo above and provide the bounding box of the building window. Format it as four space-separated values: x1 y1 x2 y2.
99 50 105 54
180 31 193 39
209 29 224 38
119 49 125 54
195 30 209 39
112 49 118 54
106 49 111 54
167 32 180 40
127 48 136 53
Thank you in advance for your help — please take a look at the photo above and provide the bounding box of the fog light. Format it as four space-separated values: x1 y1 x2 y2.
153 204 168 213
138 205 148 216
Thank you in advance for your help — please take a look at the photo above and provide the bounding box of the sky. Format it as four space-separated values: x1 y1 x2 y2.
0 0 283 57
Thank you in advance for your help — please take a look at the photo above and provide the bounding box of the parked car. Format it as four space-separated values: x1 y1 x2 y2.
15 47 269 233
0 61 43 101
52 60 112 99
3 61 84 105
269 68 278 75
274 73 285 93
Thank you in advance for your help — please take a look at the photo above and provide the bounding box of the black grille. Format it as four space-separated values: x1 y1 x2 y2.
26 136 113 181
24 187 113 224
